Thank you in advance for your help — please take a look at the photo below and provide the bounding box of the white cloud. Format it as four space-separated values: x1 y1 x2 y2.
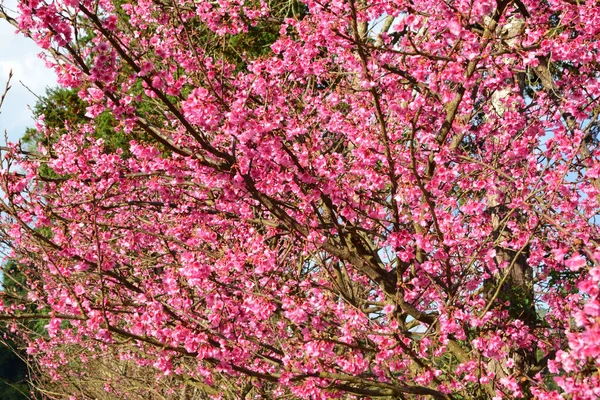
0 0 58 143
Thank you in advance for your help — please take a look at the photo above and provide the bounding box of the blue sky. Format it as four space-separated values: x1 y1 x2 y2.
0 0 57 143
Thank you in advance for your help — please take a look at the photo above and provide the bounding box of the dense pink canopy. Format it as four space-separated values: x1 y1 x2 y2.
1 0 600 398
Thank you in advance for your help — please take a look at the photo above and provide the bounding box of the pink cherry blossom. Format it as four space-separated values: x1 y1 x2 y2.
1 0 600 398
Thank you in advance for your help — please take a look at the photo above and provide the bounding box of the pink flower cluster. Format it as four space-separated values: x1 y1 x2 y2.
1 0 600 398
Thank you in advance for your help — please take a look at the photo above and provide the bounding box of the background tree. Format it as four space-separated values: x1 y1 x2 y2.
0 260 31 400
0 0 599 399
21 87 119 150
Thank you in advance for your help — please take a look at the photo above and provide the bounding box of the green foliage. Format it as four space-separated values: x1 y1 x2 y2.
225 23 281 72
1 261 33 400
1 261 28 301
0 341 30 400
21 87 126 153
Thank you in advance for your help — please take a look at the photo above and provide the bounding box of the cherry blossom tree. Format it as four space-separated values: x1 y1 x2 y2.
1 0 600 398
